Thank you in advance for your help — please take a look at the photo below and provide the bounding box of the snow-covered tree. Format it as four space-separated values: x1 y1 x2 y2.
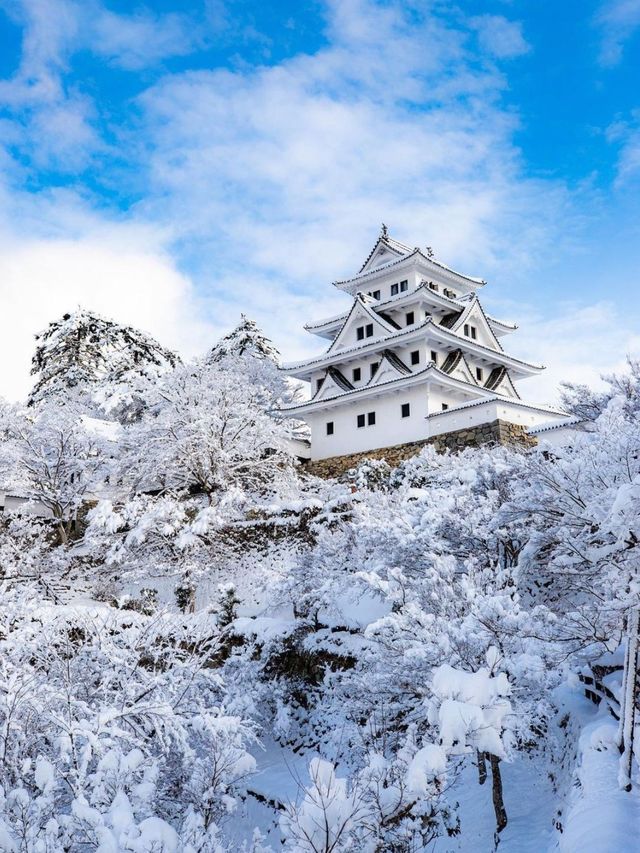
207 315 281 365
28 309 179 420
0 403 114 544
122 358 297 498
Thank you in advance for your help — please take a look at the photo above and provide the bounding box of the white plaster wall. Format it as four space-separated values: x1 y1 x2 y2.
309 385 430 459
426 400 560 436
306 395 566 460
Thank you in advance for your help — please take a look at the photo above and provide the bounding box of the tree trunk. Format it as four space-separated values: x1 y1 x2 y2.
618 606 639 791
490 754 507 838
477 751 488 785
55 520 68 546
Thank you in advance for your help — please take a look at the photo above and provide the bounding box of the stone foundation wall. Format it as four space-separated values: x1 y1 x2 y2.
302 419 536 479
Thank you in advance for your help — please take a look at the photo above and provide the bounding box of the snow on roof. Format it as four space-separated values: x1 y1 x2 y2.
283 315 543 375
358 229 413 273
280 363 492 413
527 416 585 435
336 238 486 288
427 395 569 420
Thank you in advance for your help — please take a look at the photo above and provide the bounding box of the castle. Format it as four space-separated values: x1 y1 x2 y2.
280 227 575 463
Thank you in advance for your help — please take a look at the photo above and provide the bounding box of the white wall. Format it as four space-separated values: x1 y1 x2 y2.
426 400 561 436
309 385 430 459
307 395 566 460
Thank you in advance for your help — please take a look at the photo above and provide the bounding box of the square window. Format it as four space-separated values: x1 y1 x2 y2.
391 283 399 296
476 367 483 381
406 311 415 325
442 403 449 411
357 414 365 428
401 403 410 418
370 362 379 378
367 411 376 426
352 367 361 382
357 326 364 341
326 421 334 435
400 280 408 292
365 323 374 338
463 324 470 337
471 326 477 340
410 350 420 365
372 290 380 300
430 350 438 364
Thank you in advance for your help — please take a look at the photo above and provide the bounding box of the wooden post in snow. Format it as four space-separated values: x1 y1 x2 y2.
618 605 639 792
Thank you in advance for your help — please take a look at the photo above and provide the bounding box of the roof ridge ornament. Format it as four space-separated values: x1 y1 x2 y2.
426 246 434 259
380 222 388 238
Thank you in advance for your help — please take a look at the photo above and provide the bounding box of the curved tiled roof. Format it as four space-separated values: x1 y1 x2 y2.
280 362 492 413
282 315 543 375
358 233 413 273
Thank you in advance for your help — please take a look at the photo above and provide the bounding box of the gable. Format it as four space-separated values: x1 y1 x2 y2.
327 296 395 354
367 350 411 387
313 367 354 401
359 234 412 274
440 349 477 386
484 366 519 399
452 299 503 352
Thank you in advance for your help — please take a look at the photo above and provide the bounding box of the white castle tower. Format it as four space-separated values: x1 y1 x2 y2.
280 227 571 462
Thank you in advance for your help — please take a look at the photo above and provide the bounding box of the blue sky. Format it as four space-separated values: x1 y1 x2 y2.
1 0 640 401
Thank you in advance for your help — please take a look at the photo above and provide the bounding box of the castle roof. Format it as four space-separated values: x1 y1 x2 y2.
282 315 543 380
280 361 491 415
304 282 515 339
334 230 486 292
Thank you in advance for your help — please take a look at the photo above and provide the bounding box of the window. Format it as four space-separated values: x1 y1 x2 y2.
391 283 399 296
442 403 449 411
401 403 410 418
476 367 483 381
370 362 379 378
326 421 334 435
357 325 365 341
352 367 361 382
470 326 477 340
316 378 324 392
463 323 469 337
357 412 376 428
372 290 380 300
406 311 415 325
400 280 408 292
365 323 374 338
430 350 438 364
410 350 420 365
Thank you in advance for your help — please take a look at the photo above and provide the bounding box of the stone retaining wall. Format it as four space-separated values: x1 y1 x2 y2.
302 419 536 479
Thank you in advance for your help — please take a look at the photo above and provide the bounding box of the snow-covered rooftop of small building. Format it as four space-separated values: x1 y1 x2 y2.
527 416 586 435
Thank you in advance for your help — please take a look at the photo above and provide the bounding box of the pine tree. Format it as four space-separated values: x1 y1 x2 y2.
206 315 280 364
28 309 180 417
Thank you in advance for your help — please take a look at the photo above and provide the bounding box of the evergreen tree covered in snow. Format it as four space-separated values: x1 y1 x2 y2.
29 309 180 419
207 315 281 365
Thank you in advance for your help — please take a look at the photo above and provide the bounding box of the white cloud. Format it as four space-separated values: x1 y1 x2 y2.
135 0 567 286
594 0 640 67
498 300 640 404
470 15 531 60
0 213 217 400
